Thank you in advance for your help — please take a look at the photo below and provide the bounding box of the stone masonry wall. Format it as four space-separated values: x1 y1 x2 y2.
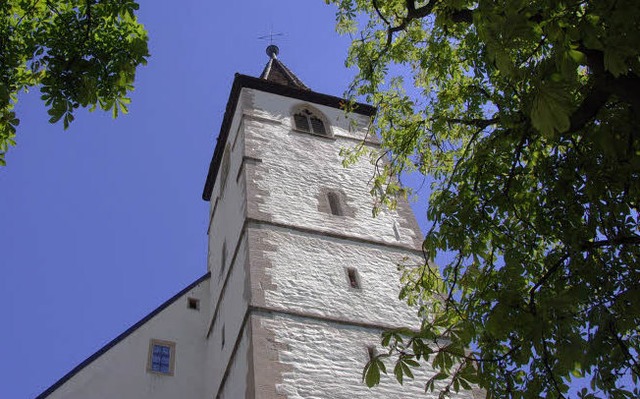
243 88 423 250
238 87 442 398
251 224 421 328
256 312 474 399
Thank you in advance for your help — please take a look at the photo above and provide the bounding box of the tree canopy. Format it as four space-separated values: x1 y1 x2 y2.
0 0 149 165
328 0 640 397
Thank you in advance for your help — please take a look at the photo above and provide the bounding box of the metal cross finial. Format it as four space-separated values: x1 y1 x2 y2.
258 27 284 59
258 27 284 45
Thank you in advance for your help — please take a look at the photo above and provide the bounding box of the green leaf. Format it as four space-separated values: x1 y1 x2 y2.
403 358 420 368
364 360 381 387
568 49 586 64
0 0 149 166
330 0 640 396
530 82 572 137
394 362 404 385
401 361 414 379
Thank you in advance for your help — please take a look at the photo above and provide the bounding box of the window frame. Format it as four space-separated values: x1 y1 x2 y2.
291 104 333 138
147 339 176 376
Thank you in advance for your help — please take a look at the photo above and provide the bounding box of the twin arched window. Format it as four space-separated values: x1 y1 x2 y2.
293 107 328 136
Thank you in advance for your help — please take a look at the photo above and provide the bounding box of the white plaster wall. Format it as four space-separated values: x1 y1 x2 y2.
242 88 421 249
218 322 251 399
205 234 250 397
259 314 473 399
257 225 421 327
207 100 247 291
204 99 253 397
46 279 210 399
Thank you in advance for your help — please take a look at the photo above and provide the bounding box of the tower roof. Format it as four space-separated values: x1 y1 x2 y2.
259 45 310 90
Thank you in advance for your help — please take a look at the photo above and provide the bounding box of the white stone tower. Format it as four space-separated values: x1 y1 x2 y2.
201 46 432 398
36 48 477 399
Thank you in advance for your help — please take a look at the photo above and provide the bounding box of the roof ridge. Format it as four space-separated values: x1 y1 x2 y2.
260 57 309 90
259 58 274 80
35 272 211 399
272 59 309 90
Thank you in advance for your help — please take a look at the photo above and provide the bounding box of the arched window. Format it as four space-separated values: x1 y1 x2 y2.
293 108 328 135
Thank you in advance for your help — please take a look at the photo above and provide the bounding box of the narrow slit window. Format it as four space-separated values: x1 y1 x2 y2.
393 222 401 241
221 325 225 349
220 145 231 197
219 242 227 280
347 268 361 289
327 192 342 216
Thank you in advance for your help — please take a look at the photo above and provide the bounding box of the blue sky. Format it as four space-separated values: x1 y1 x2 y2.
0 1 413 398
2 1 628 398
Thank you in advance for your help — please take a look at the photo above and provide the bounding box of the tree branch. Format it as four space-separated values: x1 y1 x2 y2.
528 253 569 314
450 9 473 23
85 0 93 40
581 236 640 250
382 0 440 47
442 117 499 128
16 0 42 27
568 83 609 134
502 134 526 197
567 48 640 134
372 0 390 26
541 332 567 398
609 320 640 379
528 235 639 314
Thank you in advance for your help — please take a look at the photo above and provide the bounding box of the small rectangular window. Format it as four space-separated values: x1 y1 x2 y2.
347 268 361 289
187 297 200 310
147 339 175 375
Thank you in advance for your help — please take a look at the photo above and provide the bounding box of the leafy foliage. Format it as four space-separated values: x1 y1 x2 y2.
0 0 149 165
329 0 640 397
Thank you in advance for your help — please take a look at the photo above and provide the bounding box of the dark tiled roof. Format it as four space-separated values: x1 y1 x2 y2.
260 58 310 90
35 272 211 399
201 74 376 201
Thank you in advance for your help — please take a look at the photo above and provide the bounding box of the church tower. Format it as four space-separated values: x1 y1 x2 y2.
202 46 433 398
36 47 477 399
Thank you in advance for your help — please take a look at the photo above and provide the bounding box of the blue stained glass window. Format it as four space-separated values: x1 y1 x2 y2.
151 344 172 373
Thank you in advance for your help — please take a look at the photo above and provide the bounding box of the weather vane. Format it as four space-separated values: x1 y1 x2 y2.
258 27 284 59
258 27 284 45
